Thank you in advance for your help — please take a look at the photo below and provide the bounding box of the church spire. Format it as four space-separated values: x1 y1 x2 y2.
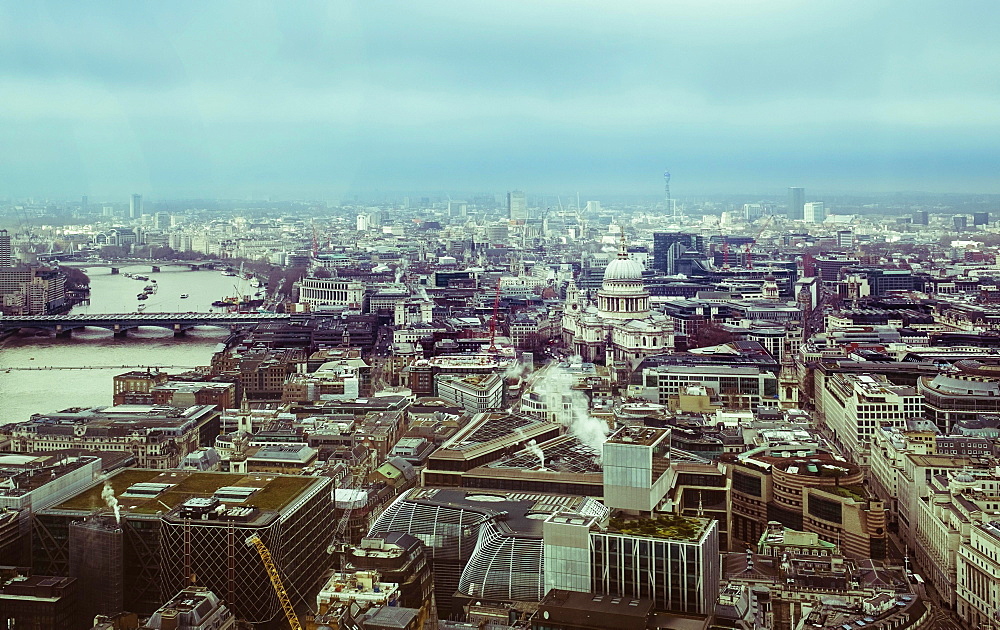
619 225 628 260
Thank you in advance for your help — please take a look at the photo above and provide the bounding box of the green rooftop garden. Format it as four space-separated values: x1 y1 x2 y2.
54 469 315 515
609 513 707 541
823 484 868 502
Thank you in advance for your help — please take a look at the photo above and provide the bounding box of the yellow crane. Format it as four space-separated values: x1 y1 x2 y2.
246 534 302 630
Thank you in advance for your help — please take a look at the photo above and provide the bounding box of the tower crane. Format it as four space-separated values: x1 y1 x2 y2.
327 453 375 558
488 278 502 353
246 534 302 630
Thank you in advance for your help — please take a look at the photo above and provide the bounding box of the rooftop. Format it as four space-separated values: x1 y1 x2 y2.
440 412 550 453
51 469 315 515
607 513 712 542
606 425 670 447
403 487 608 536
487 435 603 474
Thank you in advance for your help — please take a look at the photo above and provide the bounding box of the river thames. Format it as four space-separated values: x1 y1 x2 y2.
0 264 261 425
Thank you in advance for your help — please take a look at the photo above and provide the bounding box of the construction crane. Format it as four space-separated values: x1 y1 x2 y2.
488 278 502 353
246 534 302 630
717 227 731 271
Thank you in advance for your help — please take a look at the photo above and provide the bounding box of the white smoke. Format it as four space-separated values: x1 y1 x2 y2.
529 356 609 454
525 439 546 470
102 481 121 526
504 359 530 381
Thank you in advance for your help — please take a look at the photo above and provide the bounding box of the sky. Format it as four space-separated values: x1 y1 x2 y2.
1 1 999 200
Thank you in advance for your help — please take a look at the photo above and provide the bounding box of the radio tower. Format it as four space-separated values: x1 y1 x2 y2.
664 170 674 217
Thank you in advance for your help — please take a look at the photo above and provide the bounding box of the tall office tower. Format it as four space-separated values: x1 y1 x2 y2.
787 187 805 220
954 215 969 231
912 210 929 226
507 190 528 222
803 201 825 224
81 196 88 213
973 212 990 226
585 200 602 214
653 232 703 275
448 200 468 217
0 229 10 267
153 212 171 230
129 194 142 219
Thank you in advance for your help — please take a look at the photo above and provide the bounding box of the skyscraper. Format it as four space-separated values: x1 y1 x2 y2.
787 187 805 220
129 194 142 219
0 229 11 267
912 210 929 226
653 232 703 275
507 190 527 222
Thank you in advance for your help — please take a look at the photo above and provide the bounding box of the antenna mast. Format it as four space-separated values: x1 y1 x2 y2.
664 170 672 216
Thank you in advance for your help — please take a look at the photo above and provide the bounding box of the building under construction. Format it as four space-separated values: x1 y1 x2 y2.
33 469 332 625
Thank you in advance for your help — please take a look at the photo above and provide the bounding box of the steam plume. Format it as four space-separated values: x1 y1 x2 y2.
526 439 546 470
102 481 121 526
528 356 608 455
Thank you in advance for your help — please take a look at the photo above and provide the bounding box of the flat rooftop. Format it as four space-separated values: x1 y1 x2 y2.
608 513 713 542
17 404 217 434
51 469 316 515
607 425 670 447
0 453 99 495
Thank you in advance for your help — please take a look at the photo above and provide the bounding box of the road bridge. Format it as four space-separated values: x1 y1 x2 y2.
0 312 290 337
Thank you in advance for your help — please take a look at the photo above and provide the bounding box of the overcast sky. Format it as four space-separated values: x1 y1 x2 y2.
2 1 999 200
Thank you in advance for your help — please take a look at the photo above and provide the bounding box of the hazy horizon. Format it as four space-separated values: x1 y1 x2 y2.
3 1 999 199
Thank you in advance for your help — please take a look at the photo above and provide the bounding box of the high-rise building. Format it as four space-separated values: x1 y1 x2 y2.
507 190 528 222
912 210 929 225
0 230 10 267
652 232 703 275
803 202 825 224
973 212 990 226
787 187 805 220
153 212 170 230
81 195 88 213
954 215 969 231
129 194 142 219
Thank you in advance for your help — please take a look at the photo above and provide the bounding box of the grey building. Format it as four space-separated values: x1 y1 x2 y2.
787 187 805 220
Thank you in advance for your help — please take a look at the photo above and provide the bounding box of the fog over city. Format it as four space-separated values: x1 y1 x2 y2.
2 1 999 199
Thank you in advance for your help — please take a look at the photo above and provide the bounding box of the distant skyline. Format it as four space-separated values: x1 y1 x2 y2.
2 1 999 199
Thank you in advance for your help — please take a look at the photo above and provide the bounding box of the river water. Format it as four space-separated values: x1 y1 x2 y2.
0 264 262 425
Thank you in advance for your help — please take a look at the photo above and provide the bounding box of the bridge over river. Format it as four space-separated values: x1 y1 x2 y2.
0 312 290 337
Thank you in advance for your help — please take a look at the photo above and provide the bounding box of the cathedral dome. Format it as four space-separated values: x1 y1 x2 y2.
603 257 644 282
